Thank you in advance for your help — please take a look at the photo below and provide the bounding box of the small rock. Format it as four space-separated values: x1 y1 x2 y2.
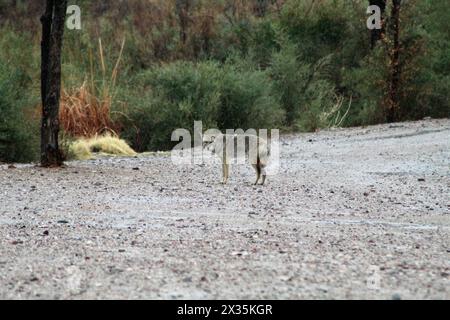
43 230 49 236
418 178 425 182
391 293 402 300
231 251 249 257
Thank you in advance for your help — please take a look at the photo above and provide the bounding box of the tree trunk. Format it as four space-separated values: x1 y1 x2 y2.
40 0 67 167
369 0 386 49
254 0 270 17
176 0 191 46
386 0 401 122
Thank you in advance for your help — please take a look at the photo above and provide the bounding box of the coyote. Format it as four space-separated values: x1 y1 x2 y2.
203 133 270 185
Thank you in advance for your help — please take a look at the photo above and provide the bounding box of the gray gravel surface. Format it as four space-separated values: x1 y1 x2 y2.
0 119 449 299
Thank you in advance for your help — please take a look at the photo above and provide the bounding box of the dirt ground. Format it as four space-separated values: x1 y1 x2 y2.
0 119 449 300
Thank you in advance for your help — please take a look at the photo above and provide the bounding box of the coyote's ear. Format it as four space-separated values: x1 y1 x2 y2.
204 129 222 142
203 140 215 152
202 138 215 153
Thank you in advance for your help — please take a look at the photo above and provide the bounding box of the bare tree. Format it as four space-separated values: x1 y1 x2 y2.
176 0 192 46
254 0 270 17
40 0 67 167
386 0 401 122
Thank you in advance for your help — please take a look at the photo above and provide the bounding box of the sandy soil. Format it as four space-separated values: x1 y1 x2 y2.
0 119 449 300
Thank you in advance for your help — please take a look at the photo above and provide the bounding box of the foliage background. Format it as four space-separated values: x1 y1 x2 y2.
0 0 448 162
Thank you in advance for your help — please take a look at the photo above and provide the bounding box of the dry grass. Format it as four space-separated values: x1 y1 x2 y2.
321 94 353 128
60 38 125 138
60 81 116 137
69 133 137 160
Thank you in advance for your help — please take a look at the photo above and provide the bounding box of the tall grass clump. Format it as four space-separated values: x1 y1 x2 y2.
60 38 125 138
68 133 137 160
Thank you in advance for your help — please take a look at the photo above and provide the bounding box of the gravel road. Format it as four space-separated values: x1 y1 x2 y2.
0 119 449 300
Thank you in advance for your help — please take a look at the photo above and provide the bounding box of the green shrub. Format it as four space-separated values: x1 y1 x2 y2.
279 0 353 63
217 63 284 130
0 62 39 163
270 41 336 130
120 61 283 151
408 0 450 118
341 47 387 126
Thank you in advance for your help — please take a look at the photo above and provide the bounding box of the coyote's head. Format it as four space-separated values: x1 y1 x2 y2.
202 133 218 153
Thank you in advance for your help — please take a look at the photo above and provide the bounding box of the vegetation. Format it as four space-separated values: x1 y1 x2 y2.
0 61 39 163
0 0 448 162
67 133 137 160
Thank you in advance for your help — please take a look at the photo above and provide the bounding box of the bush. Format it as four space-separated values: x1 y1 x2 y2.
120 60 283 151
279 0 353 63
269 41 337 130
0 62 39 163
119 61 221 151
217 63 284 130
341 47 387 126
408 0 450 118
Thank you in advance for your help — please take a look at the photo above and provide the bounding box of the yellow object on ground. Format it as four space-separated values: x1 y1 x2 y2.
69 134 137 160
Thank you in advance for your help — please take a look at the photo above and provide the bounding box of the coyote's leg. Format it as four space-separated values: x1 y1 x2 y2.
260 165 267 185
225 163 230 184
252 163 261 185
222 163 229 184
